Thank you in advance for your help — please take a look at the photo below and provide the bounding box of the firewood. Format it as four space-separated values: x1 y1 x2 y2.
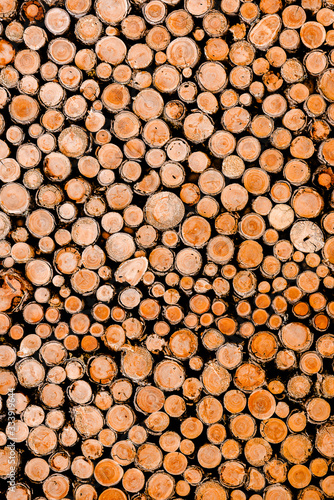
2 0 334 498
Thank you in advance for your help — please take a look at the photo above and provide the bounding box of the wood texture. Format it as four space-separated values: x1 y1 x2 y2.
0 0 334 499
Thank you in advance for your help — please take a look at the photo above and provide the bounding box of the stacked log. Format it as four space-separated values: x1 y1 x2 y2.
0 0 334 499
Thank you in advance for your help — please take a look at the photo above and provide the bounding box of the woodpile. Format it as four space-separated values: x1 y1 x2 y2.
1 0 334 499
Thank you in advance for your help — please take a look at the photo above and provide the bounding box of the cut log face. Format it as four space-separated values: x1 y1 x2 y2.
1 0 334 498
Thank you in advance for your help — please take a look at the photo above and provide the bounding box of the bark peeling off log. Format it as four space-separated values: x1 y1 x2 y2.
0 270 32 312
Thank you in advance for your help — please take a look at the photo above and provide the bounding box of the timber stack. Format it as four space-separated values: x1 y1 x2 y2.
0 0 334 499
